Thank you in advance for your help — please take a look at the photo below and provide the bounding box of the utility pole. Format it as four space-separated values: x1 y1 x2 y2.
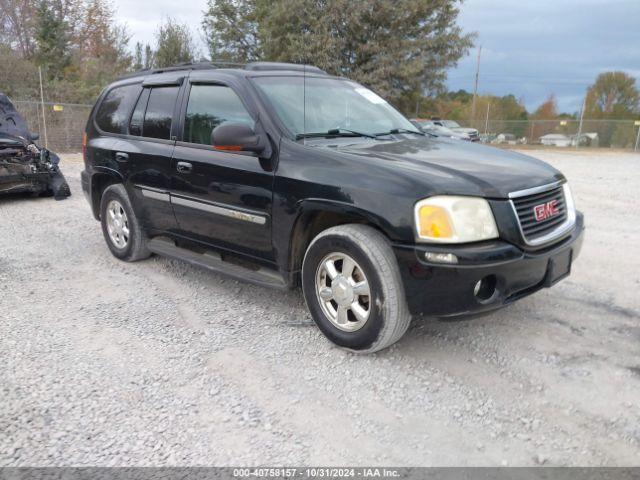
471 46 482 128
635 122 640 151
38 66 48 149
575 96 586 148
484 102 490 135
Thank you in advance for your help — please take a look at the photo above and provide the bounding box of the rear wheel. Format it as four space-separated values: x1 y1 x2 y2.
302 224 411 353
100 184 150 262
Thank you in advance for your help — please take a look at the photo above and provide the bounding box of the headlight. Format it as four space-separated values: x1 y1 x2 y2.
414 196 499 243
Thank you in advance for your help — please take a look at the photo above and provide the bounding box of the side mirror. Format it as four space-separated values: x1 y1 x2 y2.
31 133 40 141
211 123 265 154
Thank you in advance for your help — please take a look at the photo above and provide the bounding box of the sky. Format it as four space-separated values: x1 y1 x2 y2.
113 0 640 113
448 0 640 112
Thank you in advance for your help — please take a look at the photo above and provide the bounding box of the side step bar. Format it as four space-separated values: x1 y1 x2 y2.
148 237 288 291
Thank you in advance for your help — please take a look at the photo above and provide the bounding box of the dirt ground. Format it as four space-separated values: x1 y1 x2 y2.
1 149 639 466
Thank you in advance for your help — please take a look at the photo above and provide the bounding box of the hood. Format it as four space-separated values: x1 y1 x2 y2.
0 94 34 142
324 136 564 198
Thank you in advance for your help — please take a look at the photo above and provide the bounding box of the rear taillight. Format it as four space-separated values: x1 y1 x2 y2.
82 132 87 162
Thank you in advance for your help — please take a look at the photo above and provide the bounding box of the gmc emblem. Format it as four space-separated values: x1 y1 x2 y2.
533 200 559 222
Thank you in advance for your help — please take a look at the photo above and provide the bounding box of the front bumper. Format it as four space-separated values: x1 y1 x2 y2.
393 212 585 317
0 171 70 199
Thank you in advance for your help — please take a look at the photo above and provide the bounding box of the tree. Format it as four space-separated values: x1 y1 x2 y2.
0 0 38 58
528 94 560 140
133 42 156 71
144 44 155 69
202 0 474 106
0 44 40 98
1 0 130 102
34 0 72 80
585 71 639 119
78 0 129 62
202 0 264 62
72 0 131 94
133 42 144 70
154 18 195 68
532 94 558 119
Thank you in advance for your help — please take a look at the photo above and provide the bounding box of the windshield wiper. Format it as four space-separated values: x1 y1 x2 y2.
375 128 425 137
296 128 378 140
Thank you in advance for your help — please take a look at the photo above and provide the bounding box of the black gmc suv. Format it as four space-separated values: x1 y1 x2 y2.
81 62 584 353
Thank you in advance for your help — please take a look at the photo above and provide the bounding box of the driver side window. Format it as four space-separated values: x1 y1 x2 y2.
184 84 254 145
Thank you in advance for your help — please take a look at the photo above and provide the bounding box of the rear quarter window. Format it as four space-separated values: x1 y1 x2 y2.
95 83 141 134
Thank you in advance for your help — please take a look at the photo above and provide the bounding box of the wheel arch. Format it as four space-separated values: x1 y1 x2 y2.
90 168 124 220
287 199 396 284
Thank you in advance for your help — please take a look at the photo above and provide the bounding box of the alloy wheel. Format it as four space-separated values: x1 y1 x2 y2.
315 252 371 332
105 200 130 249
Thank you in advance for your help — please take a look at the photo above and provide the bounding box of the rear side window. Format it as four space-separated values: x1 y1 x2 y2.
95 83 141 134
142 86 179 140
184 84 254 145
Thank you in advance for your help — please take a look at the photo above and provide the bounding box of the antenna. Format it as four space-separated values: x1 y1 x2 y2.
303 63 307 146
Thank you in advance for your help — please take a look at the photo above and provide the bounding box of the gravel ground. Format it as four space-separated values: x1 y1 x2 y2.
1 149 639 466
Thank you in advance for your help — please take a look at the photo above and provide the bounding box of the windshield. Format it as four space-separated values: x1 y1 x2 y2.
442 120 461 128
252 76 418 138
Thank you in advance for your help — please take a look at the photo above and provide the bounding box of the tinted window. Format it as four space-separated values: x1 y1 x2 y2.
95 83 141 134
143 87 179 140
129 89 150 136
184 84 254 145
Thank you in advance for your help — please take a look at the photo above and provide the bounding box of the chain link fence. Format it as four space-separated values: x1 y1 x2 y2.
13 100 92 153
10 100 640 152
461 119 640 149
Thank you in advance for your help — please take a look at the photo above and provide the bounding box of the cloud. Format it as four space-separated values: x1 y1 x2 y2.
447 0 640 111
111 0 639 112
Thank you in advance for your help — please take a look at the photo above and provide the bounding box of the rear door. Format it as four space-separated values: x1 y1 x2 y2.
170 76 275 261
126 75 184 232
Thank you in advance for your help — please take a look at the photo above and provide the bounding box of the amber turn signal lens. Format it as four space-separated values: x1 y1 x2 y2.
213 145 243 151
82 132 87 160
417 205 453 239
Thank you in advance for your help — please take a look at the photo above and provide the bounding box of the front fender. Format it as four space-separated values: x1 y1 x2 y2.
295 198 398 239
276 198 407 280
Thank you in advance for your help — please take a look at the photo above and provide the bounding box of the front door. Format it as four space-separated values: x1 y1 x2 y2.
170 81 275 261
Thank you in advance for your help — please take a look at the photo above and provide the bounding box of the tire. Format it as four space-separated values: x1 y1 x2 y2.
302 224 411 353
99 184 151 262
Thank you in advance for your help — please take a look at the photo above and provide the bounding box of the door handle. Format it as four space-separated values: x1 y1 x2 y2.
176 161 193 174
115 152 129 162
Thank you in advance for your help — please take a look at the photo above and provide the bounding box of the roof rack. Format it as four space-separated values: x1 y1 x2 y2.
245 62 327 74
118 60 327 80
119 61 245 80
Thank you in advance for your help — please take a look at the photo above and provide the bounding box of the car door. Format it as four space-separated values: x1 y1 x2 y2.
126 75 184 233
170 78 275 261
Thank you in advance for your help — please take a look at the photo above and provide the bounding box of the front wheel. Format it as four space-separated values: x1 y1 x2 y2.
302 224 411 353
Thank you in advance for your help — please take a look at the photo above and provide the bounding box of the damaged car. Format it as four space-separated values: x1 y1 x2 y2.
0 94 70 199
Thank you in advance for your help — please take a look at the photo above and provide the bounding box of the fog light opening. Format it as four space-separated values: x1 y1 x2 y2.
424 251 458 264
474 275 497 302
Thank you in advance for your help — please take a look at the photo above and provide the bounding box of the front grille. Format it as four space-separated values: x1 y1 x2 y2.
512 185 568 242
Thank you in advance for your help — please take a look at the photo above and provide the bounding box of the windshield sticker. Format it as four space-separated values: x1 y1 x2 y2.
355 88 387 104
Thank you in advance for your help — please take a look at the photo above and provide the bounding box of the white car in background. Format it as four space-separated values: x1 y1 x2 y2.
410 119 470 141
432 119 480 142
